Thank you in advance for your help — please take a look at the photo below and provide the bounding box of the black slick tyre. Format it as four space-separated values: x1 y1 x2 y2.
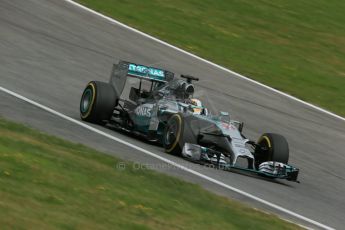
164 113 196 155
255 133 289 168
80 81 117 124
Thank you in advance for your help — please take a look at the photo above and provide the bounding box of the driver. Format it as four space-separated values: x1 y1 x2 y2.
187 98 208 115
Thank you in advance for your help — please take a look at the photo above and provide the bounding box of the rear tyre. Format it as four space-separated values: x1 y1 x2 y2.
255 133 289 168
80 81 117 124
164 113 197 155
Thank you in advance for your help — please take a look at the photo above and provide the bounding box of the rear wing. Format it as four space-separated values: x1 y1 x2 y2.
128 62 174 82
109 60 174 97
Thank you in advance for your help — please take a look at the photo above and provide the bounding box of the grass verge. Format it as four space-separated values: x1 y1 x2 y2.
0 117 301 229
76 0 345 116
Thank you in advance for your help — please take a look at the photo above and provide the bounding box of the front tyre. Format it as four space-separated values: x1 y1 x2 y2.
164 113 196 155
255 133 289 168
80 81 117 124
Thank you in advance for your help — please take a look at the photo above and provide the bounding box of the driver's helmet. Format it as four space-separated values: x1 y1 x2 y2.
189 98 208 115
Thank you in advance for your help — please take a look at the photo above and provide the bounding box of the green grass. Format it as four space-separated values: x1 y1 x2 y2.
76 0 345 116
0 117 301 229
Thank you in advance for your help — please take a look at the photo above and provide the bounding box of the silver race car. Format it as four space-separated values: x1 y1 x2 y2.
80 61 299 182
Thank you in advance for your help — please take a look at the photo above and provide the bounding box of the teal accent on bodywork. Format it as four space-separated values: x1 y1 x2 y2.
128 63 166 81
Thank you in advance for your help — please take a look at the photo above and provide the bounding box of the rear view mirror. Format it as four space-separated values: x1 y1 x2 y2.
232 120 244 132
219 111 230 123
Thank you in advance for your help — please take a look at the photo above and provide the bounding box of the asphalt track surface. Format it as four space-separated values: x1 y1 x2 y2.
0 0 344 229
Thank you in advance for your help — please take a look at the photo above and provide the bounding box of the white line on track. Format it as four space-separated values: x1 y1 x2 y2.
0 86 334 230
64 0 345 123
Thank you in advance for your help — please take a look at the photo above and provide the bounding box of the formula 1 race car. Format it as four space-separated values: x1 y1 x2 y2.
80 61 299 182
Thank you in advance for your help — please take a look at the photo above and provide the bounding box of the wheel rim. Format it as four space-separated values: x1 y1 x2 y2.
81 88 92 114
259 139 269 150
257 136 272 163
258 135 272 151
165 120 178 146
